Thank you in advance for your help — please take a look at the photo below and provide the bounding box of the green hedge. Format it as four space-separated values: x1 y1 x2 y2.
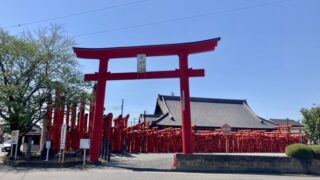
285 143 314 160
310 145 320 153
310 145 320 158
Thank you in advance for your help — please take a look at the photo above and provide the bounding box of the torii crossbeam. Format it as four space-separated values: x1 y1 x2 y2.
73 38 220 162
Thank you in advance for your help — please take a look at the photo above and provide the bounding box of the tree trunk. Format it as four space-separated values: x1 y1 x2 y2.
26 136 32 158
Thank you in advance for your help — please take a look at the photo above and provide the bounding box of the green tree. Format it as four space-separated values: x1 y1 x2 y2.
301 105 320 144
0 24 90 141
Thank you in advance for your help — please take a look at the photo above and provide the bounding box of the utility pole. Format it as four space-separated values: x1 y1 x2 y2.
121 99 124 116
286 118 289 133
142 111 146 152
133 118 136 126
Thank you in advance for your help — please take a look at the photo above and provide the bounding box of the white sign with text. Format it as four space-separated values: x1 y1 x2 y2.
137 54 146 72
11 130 19 144
80 139 90 149
60 124 67 150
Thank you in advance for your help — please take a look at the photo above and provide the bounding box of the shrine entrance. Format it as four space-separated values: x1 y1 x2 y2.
73 38 220 162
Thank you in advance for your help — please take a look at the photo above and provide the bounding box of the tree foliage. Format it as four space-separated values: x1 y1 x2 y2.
0 24 90 136
301 105 320 144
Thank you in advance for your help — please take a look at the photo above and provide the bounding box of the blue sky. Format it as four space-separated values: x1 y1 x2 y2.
1 0 320 124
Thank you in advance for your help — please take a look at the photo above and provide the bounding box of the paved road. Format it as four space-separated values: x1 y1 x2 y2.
0 151 318 180
0 168 319 180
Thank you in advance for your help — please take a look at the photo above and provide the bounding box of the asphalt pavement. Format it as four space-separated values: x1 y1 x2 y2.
0 167 319 180
0 148 319 180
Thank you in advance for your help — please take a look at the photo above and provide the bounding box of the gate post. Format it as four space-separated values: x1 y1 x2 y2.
90 58 108 162
178 53 193 154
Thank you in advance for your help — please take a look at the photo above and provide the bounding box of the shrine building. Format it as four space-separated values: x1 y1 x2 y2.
139 94 276 131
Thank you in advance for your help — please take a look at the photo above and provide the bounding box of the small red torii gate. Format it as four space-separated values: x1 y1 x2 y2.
73 38 220 162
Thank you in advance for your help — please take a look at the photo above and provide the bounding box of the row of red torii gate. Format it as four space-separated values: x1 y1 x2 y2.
46 88 304 161
45 38 305 162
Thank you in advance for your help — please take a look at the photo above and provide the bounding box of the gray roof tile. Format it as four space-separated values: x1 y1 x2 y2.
151 95 275 129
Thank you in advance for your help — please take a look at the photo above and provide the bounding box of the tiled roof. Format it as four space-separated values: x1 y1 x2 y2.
150 94 275 129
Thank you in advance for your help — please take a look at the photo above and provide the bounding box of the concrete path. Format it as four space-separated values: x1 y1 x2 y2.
105 153 174 170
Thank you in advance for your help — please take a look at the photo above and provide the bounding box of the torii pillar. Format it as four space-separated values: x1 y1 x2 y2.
73 38 220 162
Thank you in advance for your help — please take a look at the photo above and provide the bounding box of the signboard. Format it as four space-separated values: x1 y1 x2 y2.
46 141 51 149
45 141 51 161
80 139 90 149
80 139 90 166
221 124 231 133
60 124 67 150
137 54 146 72
11 130 19 144
11 130 19 160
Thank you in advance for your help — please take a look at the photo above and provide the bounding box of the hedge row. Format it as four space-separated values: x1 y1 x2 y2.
285 143 320 159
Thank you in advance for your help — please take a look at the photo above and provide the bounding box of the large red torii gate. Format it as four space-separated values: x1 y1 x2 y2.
73 38 220 162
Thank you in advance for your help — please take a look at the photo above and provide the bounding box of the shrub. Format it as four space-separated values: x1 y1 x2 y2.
285 143 314 160
310 145 320 159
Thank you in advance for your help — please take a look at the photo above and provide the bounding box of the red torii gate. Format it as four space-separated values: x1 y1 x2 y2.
73 38 220 162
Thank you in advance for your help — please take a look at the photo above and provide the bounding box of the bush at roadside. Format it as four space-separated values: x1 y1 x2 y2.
310 145 320 158
285 143 314 160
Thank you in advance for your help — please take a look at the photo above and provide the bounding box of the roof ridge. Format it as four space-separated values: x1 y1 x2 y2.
158 94 246 104
160 95 175 120
270 118 298 121
151 113 170 126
